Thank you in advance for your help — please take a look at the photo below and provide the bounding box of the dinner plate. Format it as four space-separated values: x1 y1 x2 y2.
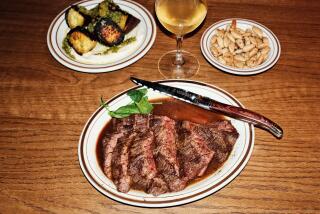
201 18 281 75
47 0 156 73
78 80 254 207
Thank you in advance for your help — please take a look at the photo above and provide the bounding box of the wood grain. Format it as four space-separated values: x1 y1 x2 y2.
0 0 319 213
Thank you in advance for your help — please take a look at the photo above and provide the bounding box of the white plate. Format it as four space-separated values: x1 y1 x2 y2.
201 18 281 75
78 80 255 207
47 0 156 73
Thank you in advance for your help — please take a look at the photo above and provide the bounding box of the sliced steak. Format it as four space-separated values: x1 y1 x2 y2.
133 114 151 132
188 120 239 163
103 114 150 181
111 133 136 193
209 120 239 146
112 116 135 132
151 116 180 175
151 116 186 191
148 176 169 196
177 121 215 180
102 131 125 179
128 131 157 191
102 112 238 196
112 114 150 132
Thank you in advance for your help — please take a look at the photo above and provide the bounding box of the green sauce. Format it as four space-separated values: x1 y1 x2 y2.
62 36 75 59
109 11 122 24
97 37 136 55
62 36 136 57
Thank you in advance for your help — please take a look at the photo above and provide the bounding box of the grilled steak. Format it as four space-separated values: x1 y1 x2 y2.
102 131 125 179
148 176 169 196
111 132 136 193
176 121 215 181
186 120 238 163
101 113 239 195
151 116 187 192
128 131 157 191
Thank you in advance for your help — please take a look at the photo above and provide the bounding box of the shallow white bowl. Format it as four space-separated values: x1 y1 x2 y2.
201 18 281 75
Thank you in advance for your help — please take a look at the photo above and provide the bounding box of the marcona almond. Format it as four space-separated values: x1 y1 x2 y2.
211 35 217 44
211 46 219 57
249 37 257 46
226 33 236 43
231 30 242 39
210 20 270 69
236 39 244 49
234 54 246 62
217 36 224 48
243 44 255 52
223 36 230 47
249 48 258 58
244 36 251 46
218 56 226 64
261 46 270 56
221 48 229 55
252 26 263 38
228 42 235 53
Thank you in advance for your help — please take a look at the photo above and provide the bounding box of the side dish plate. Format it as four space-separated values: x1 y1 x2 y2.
47 0 156 73
201 18 281 75
78 80 255 207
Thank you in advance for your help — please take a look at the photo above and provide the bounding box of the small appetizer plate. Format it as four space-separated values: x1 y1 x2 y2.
201 18 281 75
47 0 156 73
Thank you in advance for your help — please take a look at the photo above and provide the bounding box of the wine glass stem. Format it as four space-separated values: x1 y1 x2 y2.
174 36 184 66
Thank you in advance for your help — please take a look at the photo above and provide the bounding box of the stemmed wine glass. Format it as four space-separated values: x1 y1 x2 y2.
155 0 208 78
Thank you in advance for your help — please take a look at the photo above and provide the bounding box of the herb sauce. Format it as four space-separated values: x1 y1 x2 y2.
97 37 136 55
62 36 75 59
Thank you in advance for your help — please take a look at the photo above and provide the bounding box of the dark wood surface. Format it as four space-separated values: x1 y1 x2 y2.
0 0 319 213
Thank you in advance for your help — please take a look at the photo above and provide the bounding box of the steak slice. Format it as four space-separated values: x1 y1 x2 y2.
112 114 150 132
111 132 136 193
177 121 215 180
128 131 156 190
209 120 239 147
151 116 180 175
113 116 135 132
151 116 186 192
188 120 239 163
102 131 125 179
128 130 169 195
133 114 151 132
148 176 169 196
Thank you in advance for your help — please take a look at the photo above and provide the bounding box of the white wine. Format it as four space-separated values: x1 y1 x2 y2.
155 0 207 36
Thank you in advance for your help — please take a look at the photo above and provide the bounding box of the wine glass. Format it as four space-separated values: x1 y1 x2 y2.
155 0 207 78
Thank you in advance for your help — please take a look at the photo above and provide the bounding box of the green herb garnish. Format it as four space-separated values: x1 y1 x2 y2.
96 37 136 55
100 89 153 118
62 35 75 59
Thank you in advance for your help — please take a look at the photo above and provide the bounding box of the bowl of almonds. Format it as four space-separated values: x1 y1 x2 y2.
201 18 281 75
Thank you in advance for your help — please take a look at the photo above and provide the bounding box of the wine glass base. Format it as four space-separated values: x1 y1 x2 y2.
158 50 199 79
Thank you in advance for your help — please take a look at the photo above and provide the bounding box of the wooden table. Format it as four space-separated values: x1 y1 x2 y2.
1 0 319 213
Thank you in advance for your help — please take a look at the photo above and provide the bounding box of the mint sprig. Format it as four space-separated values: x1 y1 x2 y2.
100 89 153 118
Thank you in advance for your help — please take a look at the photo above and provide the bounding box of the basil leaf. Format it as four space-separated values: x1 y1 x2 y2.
100 88 154 119
108 111 130 119
100 96 109 110
110 103 140 114
136 96 153 114
127 88 148 103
